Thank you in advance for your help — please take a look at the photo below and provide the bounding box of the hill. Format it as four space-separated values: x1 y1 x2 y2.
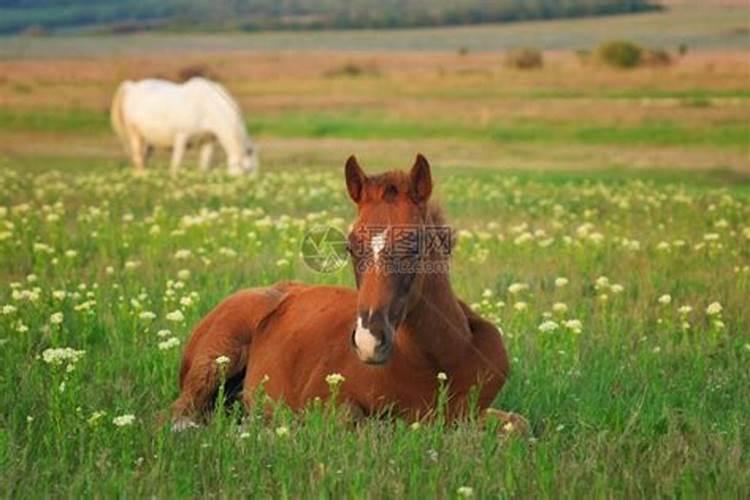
0 0 660 35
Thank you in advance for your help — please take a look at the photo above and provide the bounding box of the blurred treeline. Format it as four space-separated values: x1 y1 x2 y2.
0 0 659 35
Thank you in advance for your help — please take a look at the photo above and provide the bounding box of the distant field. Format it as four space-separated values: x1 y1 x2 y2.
1 48 747 175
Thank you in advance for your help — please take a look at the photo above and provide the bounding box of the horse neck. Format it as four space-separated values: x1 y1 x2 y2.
205 91 246 157
398 264 472 371
212 115 245 157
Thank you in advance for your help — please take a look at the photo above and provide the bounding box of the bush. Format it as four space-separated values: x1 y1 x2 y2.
642 49 672 67
323 62 380 78
504 48 543 69
177 64 218 82
596 40 643 68
575 49 592 65
21 24 48 37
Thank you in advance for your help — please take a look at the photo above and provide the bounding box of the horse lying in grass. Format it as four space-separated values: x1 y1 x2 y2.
171 155 523 431
110 77 259 177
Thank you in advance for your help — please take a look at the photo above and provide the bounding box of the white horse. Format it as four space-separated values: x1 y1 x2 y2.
110 77 259 176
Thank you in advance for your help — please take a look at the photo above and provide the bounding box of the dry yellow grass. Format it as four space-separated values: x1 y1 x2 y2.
0 49 748 173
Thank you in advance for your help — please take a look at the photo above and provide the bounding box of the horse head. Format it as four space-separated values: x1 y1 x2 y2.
234 142 259 175
345 154 437 364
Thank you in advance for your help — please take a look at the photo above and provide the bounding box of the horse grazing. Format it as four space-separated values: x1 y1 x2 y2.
172 155 521 431
110 77 259 177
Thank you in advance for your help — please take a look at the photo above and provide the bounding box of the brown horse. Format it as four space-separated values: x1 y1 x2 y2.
171 155 520 430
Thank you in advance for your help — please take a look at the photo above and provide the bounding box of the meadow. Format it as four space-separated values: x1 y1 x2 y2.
1 164 749 497
1 2 750 496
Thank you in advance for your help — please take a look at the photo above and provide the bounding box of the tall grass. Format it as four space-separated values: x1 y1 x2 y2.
0 164 748 497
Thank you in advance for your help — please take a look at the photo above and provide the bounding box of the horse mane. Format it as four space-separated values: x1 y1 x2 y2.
188 77 242 117
187 77 248 146
426 202 446 226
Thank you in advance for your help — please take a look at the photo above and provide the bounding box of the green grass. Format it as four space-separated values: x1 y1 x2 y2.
1 107 748 150
0 162 748 497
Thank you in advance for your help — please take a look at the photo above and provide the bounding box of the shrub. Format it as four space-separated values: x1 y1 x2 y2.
21 24 48 37
177 64 218 82
575 49 592 65
643 49 672 67
504 48 543 69
596 40 643 68
323 62 380 78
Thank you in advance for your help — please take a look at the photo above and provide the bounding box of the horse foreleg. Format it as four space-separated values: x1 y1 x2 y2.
482 408 529 435
170 134 188 178
199 142 214 171
127 128 146 175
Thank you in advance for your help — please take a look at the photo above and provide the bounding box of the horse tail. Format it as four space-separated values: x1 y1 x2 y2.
110 81 131 151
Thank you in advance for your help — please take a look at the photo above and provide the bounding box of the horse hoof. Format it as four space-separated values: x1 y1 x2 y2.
485 409 530 435
171 417 199 433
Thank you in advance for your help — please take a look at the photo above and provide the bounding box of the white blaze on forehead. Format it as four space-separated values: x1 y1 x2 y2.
354 317 379 359
371 230 387 262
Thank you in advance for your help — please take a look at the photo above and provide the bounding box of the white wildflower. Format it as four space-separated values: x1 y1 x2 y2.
552 302 568 314
507 283 529 295
112 414 136 427
457 486 474 498
42 347 85 366
275 426 290 437
706 302 722 316
325 373 345 386
563 319 583 334
166 310 185 322
158 337 180 351
539 320 559 333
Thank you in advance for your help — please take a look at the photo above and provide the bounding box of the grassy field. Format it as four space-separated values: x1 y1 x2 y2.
1 164 748 497
1 2 749 496
0 50 748 174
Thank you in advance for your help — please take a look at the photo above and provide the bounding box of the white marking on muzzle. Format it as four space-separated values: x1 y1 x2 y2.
354 317 380 359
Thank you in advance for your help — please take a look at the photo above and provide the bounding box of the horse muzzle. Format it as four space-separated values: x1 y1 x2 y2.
351 316 394 365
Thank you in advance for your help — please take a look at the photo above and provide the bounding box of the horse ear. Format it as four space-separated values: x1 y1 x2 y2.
345 155 366 203
409 153 432 203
